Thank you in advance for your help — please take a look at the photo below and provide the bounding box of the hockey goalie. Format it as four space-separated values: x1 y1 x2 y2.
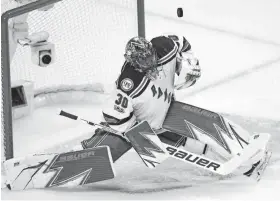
79 34 271 179
3 34 272 190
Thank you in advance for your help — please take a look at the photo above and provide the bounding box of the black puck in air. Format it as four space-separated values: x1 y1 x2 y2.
177 8 183 17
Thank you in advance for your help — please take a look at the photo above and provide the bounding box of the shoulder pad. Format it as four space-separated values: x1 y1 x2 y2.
167 34 191 53
151 36 178 65
116 62 150 98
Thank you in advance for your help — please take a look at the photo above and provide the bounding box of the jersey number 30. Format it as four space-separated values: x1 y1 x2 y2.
115 93 128 108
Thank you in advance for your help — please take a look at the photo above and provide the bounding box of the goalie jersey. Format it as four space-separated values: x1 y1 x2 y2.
102 35 195 132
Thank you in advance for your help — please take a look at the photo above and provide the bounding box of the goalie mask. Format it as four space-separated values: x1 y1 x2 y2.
124 36 159 79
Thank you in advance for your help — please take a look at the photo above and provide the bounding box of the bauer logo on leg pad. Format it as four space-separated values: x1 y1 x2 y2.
58 151 95 162
166 146 221 171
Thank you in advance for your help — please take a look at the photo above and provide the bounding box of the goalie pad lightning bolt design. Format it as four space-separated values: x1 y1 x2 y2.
44 147 115 187
183 119 231 153
135 131 165 157
125 121 167 168
44 151 95 187
4 146 115 190
163 101 234 153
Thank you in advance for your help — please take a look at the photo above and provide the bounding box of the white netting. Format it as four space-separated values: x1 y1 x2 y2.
6 0 138 92
1 0 139 161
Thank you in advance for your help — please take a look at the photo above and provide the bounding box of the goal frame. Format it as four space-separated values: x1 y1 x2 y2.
1 0 145 160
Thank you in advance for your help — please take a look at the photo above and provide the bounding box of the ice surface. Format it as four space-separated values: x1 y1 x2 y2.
2 102 280 200
2 0 280 200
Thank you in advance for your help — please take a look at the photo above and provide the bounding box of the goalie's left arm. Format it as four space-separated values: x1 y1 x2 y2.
169 35 201 90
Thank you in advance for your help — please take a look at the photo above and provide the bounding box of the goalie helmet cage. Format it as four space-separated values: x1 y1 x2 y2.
1 0 145 161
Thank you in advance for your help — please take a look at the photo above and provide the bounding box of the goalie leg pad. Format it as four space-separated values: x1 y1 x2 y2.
81 131 132 162
157 130 187 147
4 146 115 190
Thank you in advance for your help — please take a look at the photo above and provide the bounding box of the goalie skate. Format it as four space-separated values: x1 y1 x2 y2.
243 149 272 182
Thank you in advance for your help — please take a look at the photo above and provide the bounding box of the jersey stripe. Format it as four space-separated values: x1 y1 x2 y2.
157 52 177 66
132 78 150 99
129 76 149 98
157 44 178 66
103 112 134 126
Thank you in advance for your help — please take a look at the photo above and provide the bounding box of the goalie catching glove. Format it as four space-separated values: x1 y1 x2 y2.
166 35 201 90
184 56 201 82
174 51 201 90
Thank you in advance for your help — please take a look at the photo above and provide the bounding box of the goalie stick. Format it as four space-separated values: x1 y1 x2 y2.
58 110 271 175
58 110 126 139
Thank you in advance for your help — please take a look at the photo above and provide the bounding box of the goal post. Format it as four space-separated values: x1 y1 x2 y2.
1 0 145 161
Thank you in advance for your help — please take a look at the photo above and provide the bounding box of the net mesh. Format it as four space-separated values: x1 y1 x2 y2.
1 0 139 161
8 0 137 91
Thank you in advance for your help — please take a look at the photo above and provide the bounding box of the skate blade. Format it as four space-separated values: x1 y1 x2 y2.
255 151 272 182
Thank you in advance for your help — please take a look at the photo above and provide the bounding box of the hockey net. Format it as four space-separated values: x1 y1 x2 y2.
1 0 143 161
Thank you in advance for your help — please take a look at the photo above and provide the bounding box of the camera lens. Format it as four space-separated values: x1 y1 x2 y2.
42 55 52 64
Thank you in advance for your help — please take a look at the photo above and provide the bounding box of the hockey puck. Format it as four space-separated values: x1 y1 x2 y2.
6 184 11 190
177 8 183 17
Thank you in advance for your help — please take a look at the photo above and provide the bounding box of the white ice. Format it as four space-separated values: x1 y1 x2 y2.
2 0 280 200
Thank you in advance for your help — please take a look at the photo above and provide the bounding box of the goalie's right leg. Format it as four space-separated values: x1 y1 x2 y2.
163 101 272 180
